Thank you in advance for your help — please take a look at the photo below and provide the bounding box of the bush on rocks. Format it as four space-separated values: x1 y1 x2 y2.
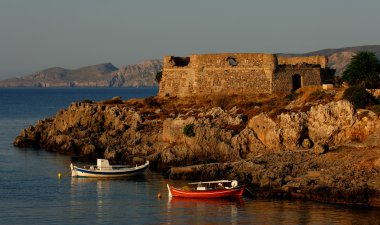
81 99 93 104
103 96 123 104
183 124 195 137
343 86 377 109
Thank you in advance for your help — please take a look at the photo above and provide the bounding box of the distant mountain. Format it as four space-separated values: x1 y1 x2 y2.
303 45 380 58
283 45 380 76
0 60 162 87
1 45 379 87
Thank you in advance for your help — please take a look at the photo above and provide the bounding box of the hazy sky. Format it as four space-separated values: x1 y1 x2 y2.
1 0 379 79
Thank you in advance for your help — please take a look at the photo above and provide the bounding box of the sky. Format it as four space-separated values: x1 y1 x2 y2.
0 0 380 79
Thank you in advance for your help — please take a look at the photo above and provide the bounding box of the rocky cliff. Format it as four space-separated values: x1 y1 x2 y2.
0 60 162 87
111 60 163 87
14 88 380 206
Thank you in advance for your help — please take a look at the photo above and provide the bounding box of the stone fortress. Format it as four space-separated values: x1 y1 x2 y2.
158 53 334 97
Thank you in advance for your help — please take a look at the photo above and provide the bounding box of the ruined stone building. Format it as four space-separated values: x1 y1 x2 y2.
158 53 333 97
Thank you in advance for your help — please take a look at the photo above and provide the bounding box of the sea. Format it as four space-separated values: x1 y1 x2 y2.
0 87 379 225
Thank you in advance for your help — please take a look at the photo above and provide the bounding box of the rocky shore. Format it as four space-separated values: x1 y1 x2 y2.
14 88 380 206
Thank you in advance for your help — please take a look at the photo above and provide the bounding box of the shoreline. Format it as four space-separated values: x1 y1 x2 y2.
13 89 380 207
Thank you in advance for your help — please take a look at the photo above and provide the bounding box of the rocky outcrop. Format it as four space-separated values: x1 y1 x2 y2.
307 100 356 146
169 148 380 206
13 98 380 206
15 100 380 162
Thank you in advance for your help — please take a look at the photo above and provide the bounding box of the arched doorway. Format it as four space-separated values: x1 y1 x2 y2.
292 74 302 91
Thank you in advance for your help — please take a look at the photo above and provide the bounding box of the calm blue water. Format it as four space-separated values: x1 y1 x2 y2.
0 88 379 225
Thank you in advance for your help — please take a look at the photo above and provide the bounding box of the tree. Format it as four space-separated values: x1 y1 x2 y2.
155 71 163 83
342 51 380 89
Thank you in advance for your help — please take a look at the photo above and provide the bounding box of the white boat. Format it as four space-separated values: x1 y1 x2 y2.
71 159 149 178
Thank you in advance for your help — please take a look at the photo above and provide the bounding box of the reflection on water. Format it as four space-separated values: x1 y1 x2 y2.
70 179 111 224
167 197 243 225
69 178 143 224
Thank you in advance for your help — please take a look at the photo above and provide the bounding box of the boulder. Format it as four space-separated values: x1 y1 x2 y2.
307 100 356 146
279 112 308 150
312 144 328 155
248 113 281 151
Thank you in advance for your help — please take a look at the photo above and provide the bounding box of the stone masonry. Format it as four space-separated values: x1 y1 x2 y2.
158 53 332 97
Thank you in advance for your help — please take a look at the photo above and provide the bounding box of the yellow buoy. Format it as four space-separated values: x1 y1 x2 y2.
58 172 62 179
157 193 162 199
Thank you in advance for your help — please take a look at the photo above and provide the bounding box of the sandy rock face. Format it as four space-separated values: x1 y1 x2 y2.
279 112 308 150
14 99 380 166
231 128 266 158
161 108 243 164
244 100 380 152
162 117 195 144
248 113 281 151
307 100 356 146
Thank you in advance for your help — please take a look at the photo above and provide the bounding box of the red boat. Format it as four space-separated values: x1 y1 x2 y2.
167 180 244 199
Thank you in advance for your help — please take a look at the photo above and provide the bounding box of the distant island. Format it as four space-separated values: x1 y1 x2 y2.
0 45 379 88
0 60 162 87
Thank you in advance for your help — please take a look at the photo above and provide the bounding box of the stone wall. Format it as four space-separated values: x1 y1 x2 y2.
158 53 330 97
277 56 328 68
273 65 323 93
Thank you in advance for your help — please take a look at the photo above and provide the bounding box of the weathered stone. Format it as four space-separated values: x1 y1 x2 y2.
302 138 312 149
313 144 328 155
162 117 195 144
111 96 122 101
231 128 266 157
248 113 281 151
322 84 334 90
279 112 308 150
307 100 356 146
374 158 380 170
159 53 330 97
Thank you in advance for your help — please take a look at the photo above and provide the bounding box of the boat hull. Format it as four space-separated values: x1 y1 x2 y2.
71 161 149 178
168 186 244 198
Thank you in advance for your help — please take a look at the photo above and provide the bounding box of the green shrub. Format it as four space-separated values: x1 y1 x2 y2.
155 71 163 83
240 114 249 123
343 86 377 109
183 124 195 137
82 99 93 104
342 51 380 89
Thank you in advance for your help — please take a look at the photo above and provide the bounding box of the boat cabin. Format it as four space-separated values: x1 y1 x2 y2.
188 180 238 190
97 159 111 169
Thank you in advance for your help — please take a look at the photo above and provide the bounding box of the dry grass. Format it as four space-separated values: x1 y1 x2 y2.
291 86 328 105
111 87 347 122
122 92 302 120
350 131 367 143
